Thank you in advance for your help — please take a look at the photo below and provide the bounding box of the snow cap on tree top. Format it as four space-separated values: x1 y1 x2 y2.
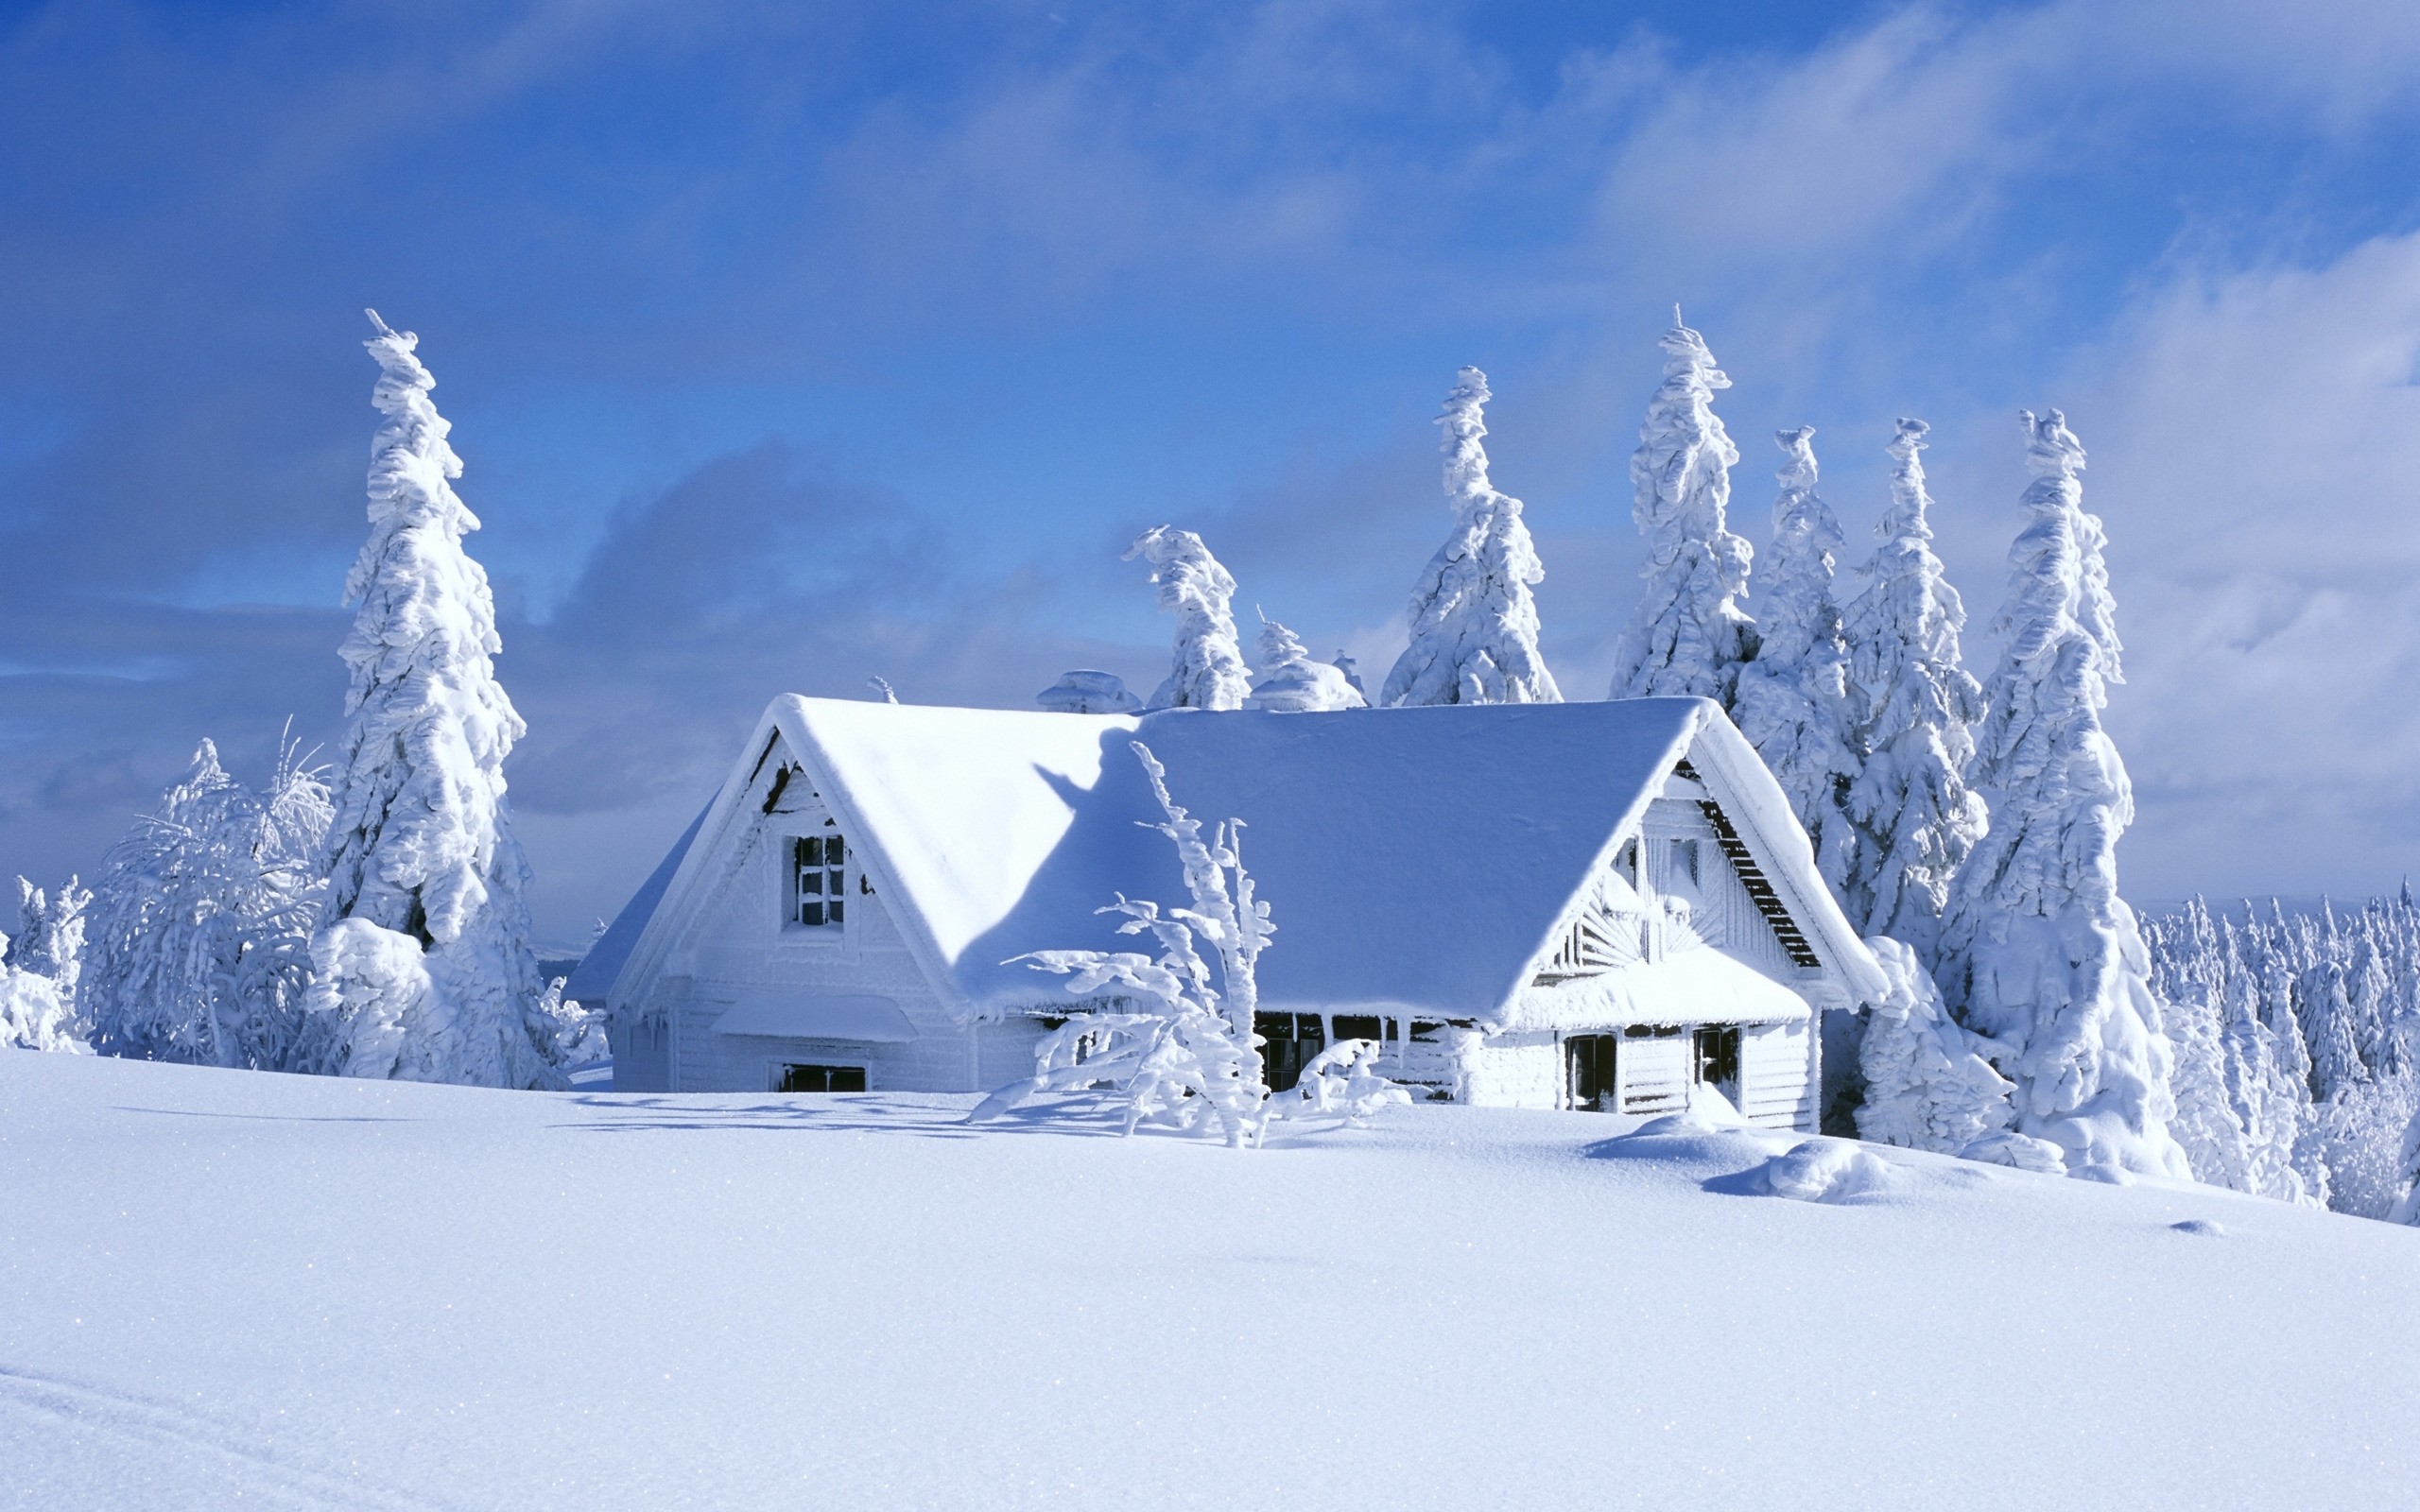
1439 367 1495 503
1774 425 1819 492
2021 407 2085 481
1660 306 1731 389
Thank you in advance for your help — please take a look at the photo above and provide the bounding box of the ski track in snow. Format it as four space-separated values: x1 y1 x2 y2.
0 1365 458 1512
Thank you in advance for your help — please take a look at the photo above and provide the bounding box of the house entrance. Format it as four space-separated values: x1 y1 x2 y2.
1693 1025 1741 1102
1566 1034 1618 1111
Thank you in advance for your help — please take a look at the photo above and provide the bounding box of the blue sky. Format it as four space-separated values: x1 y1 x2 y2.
8 0 2420 945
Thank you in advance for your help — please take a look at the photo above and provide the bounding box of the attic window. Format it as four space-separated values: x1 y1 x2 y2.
791 833 847 928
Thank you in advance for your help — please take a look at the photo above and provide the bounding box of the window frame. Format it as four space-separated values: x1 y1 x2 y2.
785 823 851 935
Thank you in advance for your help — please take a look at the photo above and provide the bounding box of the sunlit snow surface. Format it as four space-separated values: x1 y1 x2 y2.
4 1054 2414 1510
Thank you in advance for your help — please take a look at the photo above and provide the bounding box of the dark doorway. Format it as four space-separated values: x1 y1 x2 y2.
777 1063 867 1092
1567 1034 1618 1111
1256 1012 1325 1092
1693 1026 1741 1101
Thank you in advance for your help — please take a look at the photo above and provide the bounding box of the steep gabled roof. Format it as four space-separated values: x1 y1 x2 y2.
603 696 1884 1025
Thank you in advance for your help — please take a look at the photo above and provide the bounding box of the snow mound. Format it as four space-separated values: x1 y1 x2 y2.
1761 1138 1897 1203
1961 1128 2068 1174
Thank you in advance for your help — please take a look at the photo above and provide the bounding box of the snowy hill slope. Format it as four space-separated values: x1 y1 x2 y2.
3 1054 2414 1511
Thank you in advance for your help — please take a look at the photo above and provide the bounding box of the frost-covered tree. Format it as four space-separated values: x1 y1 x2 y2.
1332 652 1366 700
1036 670 1143 714
977 741 1276 1145
1842 419 1988 964
1732 427 1858 899
1607 309 1755 704
309 311 563 1090
1380 367 1561 706
1940 409 2189 1178
1125 525 1252 712
83 737 332 1071
0 941 86 1053
8 876 89 1000
1856 935 2012 1155
1249 614 1367 712
2392 1103 2420 1225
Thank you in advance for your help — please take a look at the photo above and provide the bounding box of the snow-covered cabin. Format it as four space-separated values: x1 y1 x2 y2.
573 696 1886 1128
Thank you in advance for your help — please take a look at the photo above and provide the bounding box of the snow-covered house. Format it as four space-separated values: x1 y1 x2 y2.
573 696 1886 1127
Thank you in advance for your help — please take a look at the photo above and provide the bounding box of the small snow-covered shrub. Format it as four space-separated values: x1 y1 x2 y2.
980 740 1277 1145
1270 1039 1410 1125
1248 615 1366 713
1036 669 1143 714
82 738 329 1071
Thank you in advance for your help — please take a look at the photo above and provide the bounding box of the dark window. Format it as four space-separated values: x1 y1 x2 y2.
1567 1035 1618 1111
1695 1025 1741 1096
1409 1021 1443 1042
1331 1015 1393 1043
777 1063 866 1092
791 833 846 927
1255 1012 1326 1092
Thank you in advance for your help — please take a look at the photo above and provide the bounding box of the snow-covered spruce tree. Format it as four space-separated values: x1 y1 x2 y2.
2393 1103 2420 1225
1607 309 1755 704
1332 651 1366 700
977 741 1277 1145
1842 419 1988 964
8 876 89 1001
1731 427 1859 900
0 940 86 1052
1125 525 1252 712
1248 613 1367 712
82 737 332 1070
1939 409 2189 1178
1379 367 1561 706
1856 935 2013 1155
308 311 563 1090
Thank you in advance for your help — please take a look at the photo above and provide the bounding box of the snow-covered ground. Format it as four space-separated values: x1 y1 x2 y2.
5 1054 2414 1511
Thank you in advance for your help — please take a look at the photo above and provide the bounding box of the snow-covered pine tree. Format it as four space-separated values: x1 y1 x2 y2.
1731 427 1858 900
1607 309 1755 704
1856 935 2013 1155
2216 934 2316 1204
1125 525 1252 712
2300 955 2365 1106
6 875 88 1005
1332 652 1366 700
0 941 86 1053
1379 367 1561 706
82 737 332 1070
309 311 563 1090
1249 613 1367 712
1939 409 2189 1178
1842 419 1988 964
2393 1102 2420 1225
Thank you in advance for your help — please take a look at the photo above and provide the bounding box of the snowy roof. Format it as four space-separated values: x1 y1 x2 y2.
604 696 1885 1025
563 799 712 1005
